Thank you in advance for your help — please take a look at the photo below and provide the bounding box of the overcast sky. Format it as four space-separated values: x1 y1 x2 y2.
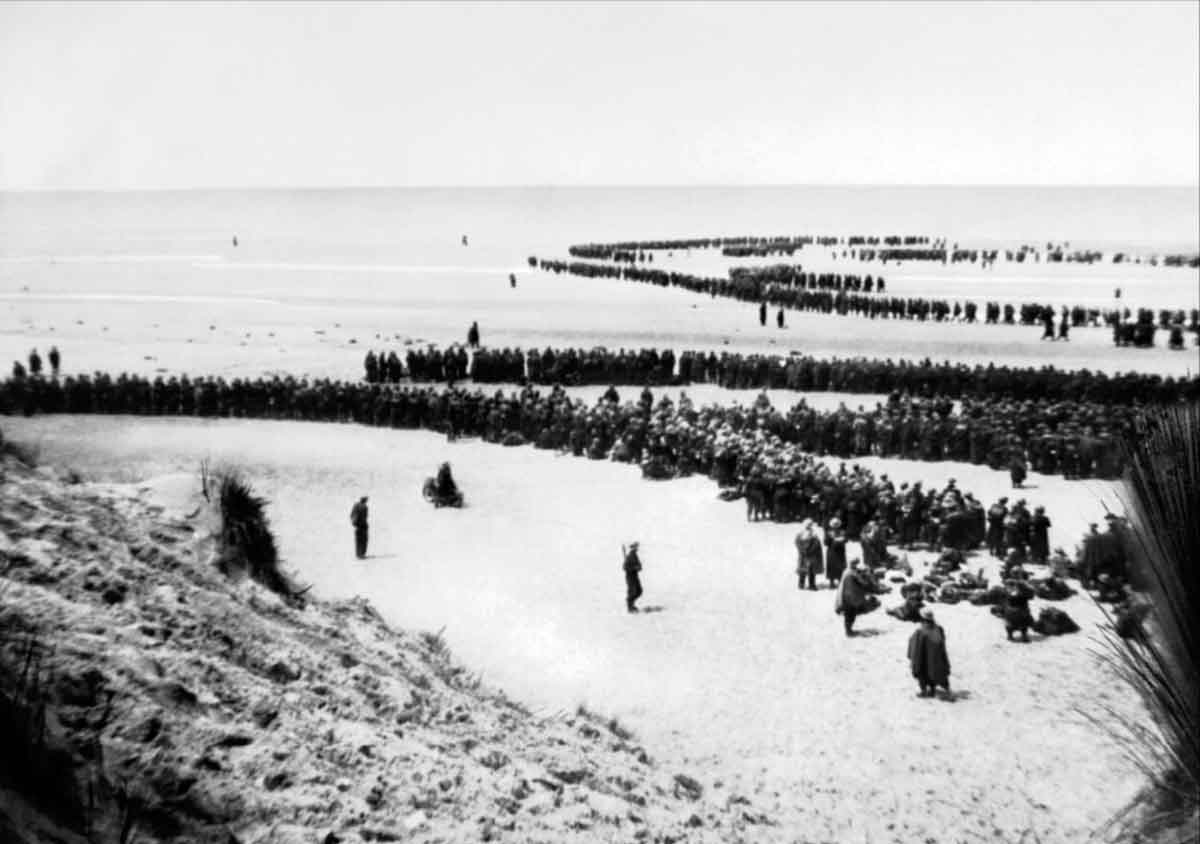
1 1 1197 189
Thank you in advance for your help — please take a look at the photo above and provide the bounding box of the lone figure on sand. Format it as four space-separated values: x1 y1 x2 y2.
467 321 480 348
908 607 951 698
350 496 369 559
623 541 643 613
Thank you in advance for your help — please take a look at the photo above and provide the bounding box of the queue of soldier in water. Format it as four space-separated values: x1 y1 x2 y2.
530 255 1200 346
563 233 1200 269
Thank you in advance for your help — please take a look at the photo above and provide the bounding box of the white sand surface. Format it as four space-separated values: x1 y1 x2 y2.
4 414 1146 843
3 258 1198 381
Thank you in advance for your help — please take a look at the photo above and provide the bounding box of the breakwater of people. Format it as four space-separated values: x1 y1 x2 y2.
530 256 1200 335
561 234 1199 268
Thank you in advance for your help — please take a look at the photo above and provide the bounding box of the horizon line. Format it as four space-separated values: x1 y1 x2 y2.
2 182 1199 194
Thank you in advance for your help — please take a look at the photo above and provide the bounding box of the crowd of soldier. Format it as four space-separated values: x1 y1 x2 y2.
365 345 1200 404
0 363 1129 495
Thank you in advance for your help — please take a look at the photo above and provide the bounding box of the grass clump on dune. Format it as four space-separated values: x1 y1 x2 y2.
214 469 294 599
1095 402 1199 843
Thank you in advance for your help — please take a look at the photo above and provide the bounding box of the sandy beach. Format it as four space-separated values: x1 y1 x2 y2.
2 254 1197 383
4 412 1144 843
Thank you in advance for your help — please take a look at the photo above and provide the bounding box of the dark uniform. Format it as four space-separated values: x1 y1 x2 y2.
351 496 369 559
623 542 644 613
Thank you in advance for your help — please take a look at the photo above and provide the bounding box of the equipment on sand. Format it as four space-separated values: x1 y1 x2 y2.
422 477 464 508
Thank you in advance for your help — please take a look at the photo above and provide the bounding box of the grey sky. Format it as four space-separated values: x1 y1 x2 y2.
1 1 1197 189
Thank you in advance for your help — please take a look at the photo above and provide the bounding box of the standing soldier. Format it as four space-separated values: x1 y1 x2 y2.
908 608 951 698
987 497 1008 558
467 321 481 349
622 541 644 613
795 520 823 590
1029 506 1051 563
758 301 767 327
776 308 785 329
350 496 369 559
28 348 42 377
48 346 61 376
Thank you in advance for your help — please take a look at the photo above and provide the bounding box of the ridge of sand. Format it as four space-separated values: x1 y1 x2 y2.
0 452 766 843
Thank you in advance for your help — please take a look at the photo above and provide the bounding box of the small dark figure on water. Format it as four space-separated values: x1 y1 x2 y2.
232 235 238 247
758 301 767 327
467 321 480 348
908 608 951 698
462 235 469 246
48 346 60 376
623 541 643 613
776 308 785 329
509 273 517 288
1058 317 1069 341
350 496 369 559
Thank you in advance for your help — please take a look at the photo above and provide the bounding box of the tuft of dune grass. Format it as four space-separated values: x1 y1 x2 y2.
1092 402 1199 842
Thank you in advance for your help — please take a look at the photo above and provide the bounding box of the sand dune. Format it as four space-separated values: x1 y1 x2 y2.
4 414 1146 843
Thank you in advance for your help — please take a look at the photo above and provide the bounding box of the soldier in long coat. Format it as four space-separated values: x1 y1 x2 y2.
623 541 644 613
824 518 848 588
908 608 951 697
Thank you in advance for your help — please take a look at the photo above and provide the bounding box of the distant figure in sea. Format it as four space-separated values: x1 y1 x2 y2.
232 235 238 247
758 301 767 327
48 345 60 376
1058 315 1070 341
28 348 41 377
908 608 951 698
467 321 480 348
776 308 785 329
509 273 517 288
350 496 369 559
462 234 469 246
623 541 643 613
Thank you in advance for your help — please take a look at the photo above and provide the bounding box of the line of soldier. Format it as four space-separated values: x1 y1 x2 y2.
563 235 1197 268
530 255 1199 332
0 368 1051 535
9 347 62 380
566 234 931 261
364 345 1200 405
